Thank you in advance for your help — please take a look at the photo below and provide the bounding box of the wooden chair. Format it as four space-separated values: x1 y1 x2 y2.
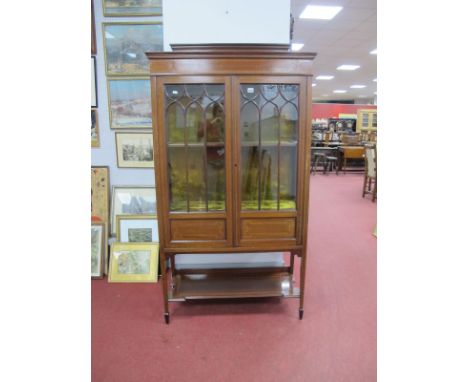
323 148 339 175
362 144 377 201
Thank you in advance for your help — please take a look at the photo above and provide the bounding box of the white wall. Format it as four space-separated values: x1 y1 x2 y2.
163 0 290 49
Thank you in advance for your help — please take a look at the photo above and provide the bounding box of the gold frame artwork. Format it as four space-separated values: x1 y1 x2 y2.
108 242 159 283
102 0 162 17
102 22 163 76
115 132 154 168
91 222 107 279
91 108 99 148
107 78 152 129
91 166 110 223
116 214 158 242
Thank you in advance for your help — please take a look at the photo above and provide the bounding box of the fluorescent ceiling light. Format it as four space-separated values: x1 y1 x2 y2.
291 43 304 51
350 85 366 89
373 78 377 82
316 75 334 80
333 90 347 93
300 5 343 20
337 64 360 71
370 49 377 55
312 83 317 87
127 52 137 58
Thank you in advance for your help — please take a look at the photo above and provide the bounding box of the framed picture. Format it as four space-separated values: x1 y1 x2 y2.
111 186 156 235
107 78 152 129
103 22 163 76
91 222 107 279
116 214 158 242
91 0 97 54
91 109 99 148
108 242 159 283
102 0 162 17
115 132 154 168
91 56 98 107
91 166 110 223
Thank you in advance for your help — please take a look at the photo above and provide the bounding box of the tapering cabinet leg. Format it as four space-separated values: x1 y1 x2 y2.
299 249 307 320
160 251 170 324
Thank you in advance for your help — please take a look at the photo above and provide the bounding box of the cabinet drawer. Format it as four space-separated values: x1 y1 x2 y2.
240 217 296 241
170 219 226 241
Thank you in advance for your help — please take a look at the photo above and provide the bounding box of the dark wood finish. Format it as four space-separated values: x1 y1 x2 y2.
147 44 315 322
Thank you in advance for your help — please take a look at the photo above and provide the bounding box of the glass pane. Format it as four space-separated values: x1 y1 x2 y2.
260 146 279 210
165 83 226 212
206 145 225 211
279 146 297 209
240 83 299 211
187 147 206 212
186 103 203 143
241 102 259 143
241 146 260 210
372 112 377 127
168 146 187 212
261 102 279 144
280 103 298 142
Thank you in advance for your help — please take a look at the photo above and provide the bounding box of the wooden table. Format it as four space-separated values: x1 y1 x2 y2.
338 145 365 173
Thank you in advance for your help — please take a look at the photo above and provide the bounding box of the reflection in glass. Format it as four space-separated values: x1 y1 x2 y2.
165 84 226 212
240 83 299 211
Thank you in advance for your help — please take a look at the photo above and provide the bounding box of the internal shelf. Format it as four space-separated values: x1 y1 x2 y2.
169 271 299 301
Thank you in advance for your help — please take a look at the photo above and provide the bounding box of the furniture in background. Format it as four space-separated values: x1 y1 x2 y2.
363 144 377 202
338 146 365 173
356 109 377 133
147 44 316 323
323 148 339 175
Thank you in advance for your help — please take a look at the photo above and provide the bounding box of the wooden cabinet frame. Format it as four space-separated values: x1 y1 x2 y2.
147 45 316 323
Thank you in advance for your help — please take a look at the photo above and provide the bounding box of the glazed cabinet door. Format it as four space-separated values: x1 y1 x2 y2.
155 76 233 248
233 77 308 247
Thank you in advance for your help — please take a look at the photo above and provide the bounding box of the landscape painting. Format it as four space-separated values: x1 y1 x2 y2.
103 23 163 75
108 79 152 129
103 0 162 17
117 250 151 274
111 187 156 234
108 243 159 282
116 132 154 168
128 228 153 242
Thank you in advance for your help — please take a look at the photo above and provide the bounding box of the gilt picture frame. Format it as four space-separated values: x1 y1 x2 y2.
102 22 163 76
107 78 152 129
111 186 156 235
115 132 154 168
108 242 159 283
91 56 98 107
116 214 158 242
102 0 162 17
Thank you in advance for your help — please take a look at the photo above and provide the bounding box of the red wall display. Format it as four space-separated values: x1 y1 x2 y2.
312 103 377 119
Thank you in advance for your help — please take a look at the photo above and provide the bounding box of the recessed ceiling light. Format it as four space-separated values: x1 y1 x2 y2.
291 43 304 51
333 90 347 93
370 49 377 55
350 85 366 89
337 65 360 71
373 78 377 82
299 5 343 20
316 75 334 80
312 83 317 87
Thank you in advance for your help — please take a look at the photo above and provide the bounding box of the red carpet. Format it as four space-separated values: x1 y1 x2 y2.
92 173 376 382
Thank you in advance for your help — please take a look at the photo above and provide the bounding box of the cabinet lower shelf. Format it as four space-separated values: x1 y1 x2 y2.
168 271 299 301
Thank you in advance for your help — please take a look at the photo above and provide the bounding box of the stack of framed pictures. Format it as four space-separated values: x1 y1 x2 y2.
109 186 159 282
102 10 164 168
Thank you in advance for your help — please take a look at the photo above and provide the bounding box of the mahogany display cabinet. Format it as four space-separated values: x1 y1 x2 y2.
146 44 316 323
